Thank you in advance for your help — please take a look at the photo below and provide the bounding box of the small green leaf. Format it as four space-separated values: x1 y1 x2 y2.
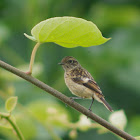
5 96 18 112
24 17 110 48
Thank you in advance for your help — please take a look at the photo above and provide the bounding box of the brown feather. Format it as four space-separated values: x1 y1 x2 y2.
83 80 103 97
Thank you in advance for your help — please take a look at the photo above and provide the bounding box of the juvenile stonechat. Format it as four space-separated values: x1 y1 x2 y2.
59 56 113 112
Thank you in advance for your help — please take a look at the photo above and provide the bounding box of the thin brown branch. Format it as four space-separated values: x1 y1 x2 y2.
0 60 136 140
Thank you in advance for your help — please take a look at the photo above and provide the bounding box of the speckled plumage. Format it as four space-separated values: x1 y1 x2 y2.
59 56 113 112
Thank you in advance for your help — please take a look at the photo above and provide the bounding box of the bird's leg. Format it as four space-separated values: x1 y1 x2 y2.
88 98 94 111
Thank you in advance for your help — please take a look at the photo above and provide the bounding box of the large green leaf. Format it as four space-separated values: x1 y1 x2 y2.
24 17 110 48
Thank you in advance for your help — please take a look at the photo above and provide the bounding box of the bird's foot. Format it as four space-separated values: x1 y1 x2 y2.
87 108 92 119
88 108 92 112
69 97 75 102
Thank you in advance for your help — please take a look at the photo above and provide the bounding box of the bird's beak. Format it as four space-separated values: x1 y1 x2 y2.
58 62 64 65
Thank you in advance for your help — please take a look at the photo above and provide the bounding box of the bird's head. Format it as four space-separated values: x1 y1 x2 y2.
59 56 80 71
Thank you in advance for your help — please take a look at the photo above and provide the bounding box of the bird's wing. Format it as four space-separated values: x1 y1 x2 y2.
83 80 103 95
71 67 103 96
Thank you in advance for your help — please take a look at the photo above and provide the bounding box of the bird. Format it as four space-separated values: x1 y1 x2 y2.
59 56 113 112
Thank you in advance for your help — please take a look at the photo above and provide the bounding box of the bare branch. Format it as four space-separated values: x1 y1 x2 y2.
0 60 136 140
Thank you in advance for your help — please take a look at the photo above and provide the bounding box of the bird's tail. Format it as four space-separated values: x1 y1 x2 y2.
100 97 113 112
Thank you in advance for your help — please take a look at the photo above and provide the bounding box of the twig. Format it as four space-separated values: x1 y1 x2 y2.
0 60 136 140
0 113 25 140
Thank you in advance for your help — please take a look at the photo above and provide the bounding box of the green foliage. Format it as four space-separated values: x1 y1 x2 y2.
5 96 17 113
28 100 70 128
128 116 140 136
16 115 37 140
0 0 140 140
24 17 110 48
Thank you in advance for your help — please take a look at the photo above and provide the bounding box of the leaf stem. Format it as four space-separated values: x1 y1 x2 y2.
27 42 41 75
0 113 25 140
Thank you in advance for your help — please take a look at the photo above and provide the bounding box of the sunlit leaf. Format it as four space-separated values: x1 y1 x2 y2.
109 110 127 130
24 17 110 48
77 115 92 131
5 96 18 112
135 136 140 140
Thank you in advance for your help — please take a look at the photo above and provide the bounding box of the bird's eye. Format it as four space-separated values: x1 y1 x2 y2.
68 60 73 63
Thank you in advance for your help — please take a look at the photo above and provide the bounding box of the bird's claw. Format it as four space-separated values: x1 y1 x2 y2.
70 97 75 102
88 108 92 112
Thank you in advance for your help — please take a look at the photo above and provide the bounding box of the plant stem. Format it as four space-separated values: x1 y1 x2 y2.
0 60 136 140
0 92 62 140
0 113 25 140
27 42 41 75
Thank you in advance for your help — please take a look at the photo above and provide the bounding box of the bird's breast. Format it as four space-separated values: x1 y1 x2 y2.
64 74 94 99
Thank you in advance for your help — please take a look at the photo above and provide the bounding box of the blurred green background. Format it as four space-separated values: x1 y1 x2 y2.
0 0 140 140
